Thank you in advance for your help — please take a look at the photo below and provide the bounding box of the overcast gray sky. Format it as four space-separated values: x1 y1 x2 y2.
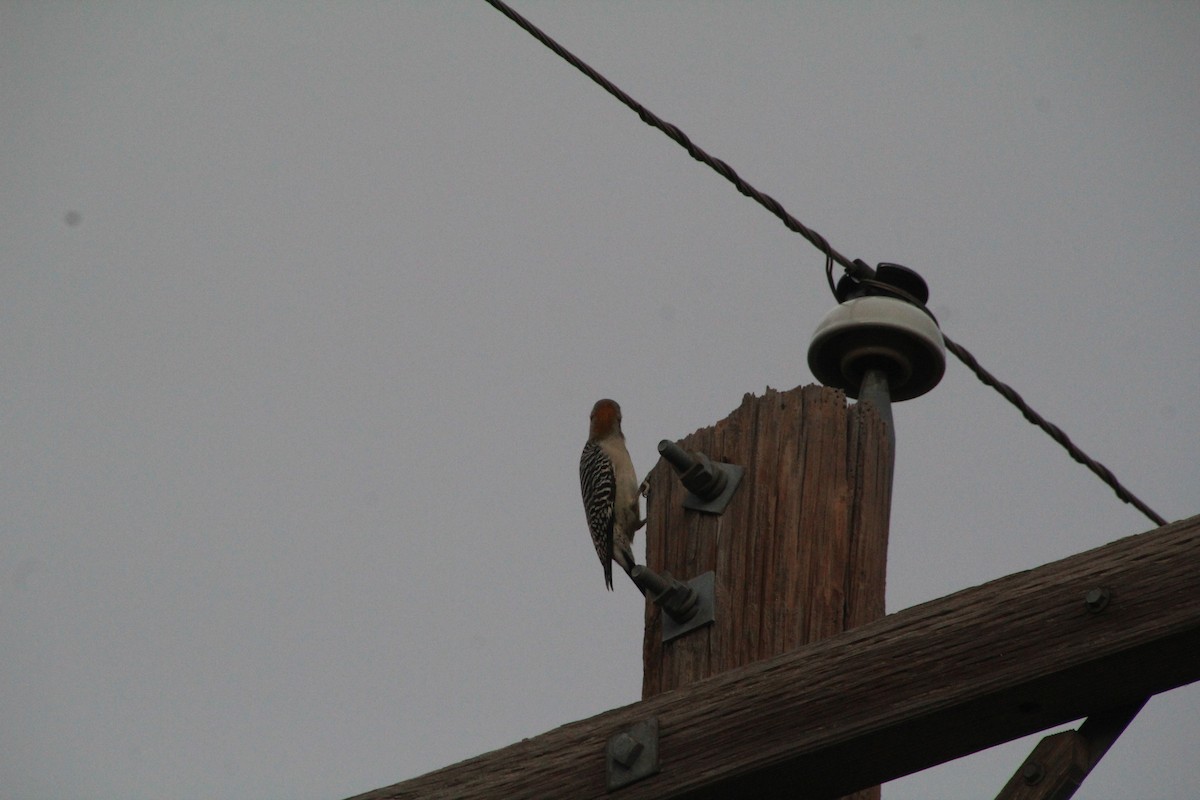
3 3 1198 798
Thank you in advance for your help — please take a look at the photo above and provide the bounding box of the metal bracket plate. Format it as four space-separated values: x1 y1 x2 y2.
661 571 715 643
606 717 659 791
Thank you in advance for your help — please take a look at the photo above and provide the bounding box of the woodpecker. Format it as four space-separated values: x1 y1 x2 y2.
579 399 645 590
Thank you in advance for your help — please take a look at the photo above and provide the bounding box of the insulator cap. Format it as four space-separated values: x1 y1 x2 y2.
807 295 945 401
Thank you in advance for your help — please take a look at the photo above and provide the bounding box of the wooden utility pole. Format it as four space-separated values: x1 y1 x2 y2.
642 384 893 800
344 275 1198 799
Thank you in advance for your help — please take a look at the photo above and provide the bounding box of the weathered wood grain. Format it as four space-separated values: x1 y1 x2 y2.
641 385 889 800
344 513 1200 800
994 699 1145 800
641 386 891 692
993 731 1088 800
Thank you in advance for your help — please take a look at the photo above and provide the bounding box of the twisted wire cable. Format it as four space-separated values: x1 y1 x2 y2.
942 337 1167 526
482 0 869 282
483 0 1168 528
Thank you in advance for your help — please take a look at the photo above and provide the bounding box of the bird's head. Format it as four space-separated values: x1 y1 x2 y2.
589 398 623 441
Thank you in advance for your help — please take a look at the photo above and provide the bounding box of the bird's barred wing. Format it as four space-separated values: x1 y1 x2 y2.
579 441 616 590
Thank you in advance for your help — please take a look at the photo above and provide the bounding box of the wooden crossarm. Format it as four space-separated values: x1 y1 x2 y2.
346 514 1200 800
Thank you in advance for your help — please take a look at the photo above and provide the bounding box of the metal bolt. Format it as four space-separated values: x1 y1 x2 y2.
606 718 660 790
659 440 729 501
658 440 696 474
631 566 699 624
1084 587 1111 614
1021 760 1045 785
609 732 644 768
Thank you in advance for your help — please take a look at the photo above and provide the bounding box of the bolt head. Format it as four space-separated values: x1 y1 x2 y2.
1022 760 1045 785
610 732 644 768
1084 587 1111 613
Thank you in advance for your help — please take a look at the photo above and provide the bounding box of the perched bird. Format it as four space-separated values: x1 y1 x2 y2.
579 399 645 590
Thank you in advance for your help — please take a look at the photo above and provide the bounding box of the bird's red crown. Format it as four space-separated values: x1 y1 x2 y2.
589 398 622 440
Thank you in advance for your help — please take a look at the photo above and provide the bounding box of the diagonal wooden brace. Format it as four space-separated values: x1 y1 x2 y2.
995 699 1146 800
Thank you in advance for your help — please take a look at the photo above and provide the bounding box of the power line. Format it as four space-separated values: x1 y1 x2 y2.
943 338 1166 526
482 0 869 285
482 0 1168 528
